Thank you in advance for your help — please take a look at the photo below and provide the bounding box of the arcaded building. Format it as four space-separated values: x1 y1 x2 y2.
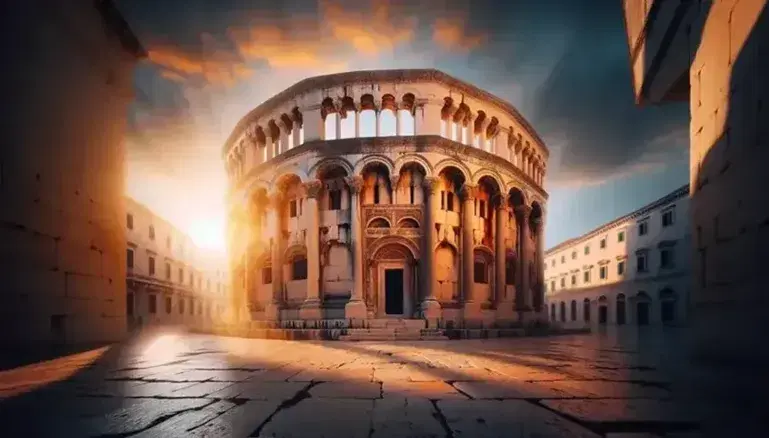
545 185 691 329
125 198 229 331
223 69 549 328
622 1 768 363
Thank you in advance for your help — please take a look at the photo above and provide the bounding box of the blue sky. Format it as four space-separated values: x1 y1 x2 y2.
117 0 690 251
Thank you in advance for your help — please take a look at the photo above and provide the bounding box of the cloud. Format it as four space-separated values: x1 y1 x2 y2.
432 17 487 50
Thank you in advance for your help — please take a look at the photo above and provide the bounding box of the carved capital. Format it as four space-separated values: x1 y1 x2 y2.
492 193 508 210
345 176 364 194
390 175 400 188
422 176 441 195
303 180 323 199
459 183 477 202
514 205 532 223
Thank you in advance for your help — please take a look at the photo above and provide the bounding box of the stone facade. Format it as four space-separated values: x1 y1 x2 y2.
0 1 144 345
125 198 229 332
223 69 549 328
623 0 768 364
545 185 691 329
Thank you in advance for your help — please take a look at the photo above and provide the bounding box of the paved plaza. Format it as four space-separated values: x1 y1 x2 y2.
0 329 765 437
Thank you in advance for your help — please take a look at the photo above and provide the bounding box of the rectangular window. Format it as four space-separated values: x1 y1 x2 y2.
662 209 675 227
584 245 590 255
329 190 342 210
262 267 272 284
165 262 171 280
583 270 591 283
126 213 134 230
149 225 155 240
126 249 134 269
289 200 298 218
148 295 157 314
550 281 555 292
639 221 648 236
618 261 625 275
148 256 155 276
560 277 566 288
292 258 308 280
179 268 184 283
446 192 454 211
637 253 648 272
618 231 625 242
600 238 606 249
165 296 172 314
473 261 488 283
599 266 607 279
479 200 486 218
571 251 577 260
440 191 446 210
660 248 674 268
571 275 576 286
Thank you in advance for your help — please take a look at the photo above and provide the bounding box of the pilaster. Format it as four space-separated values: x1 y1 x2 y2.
460 183 481 322
514 204 532 314
265 192 284 321
300 180 323 320
344 175 367 322
421 176 441 324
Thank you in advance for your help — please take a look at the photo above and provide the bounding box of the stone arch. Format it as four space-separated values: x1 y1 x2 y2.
367 217 391 228
271 168 309 186
309 157 354 179
380 94 397 112
284 243 307 262
360 94 376 111
368 235 419 261
321 97 337 119
400 93 416 113
354 154 395 176
507 186 527 208
433 158 471 183
473 245 495 261
472 168 505 189
393 154 434 178
397 217 420 228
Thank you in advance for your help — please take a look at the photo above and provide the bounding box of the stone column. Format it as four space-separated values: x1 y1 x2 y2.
390 175 399 205
265 193 284 321
514 205 532 313
335 113 342 139
300 180 323 320
354 110 360 137
292 122 302 149
494 199 507 306
460 184 481 322
421 177 441 324
304 107 323 142
344 176 367 322
375 111 381 137
395 109 401 135
532 216 545 314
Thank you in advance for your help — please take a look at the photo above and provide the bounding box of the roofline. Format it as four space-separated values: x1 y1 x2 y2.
96 0 147 58
221 68 547 157
545 183 690 255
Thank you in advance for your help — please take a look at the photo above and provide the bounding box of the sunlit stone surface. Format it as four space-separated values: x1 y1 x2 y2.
1 330 763 436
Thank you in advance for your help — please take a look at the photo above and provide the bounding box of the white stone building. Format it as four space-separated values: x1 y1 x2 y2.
544 185 691 328
126 197 229 331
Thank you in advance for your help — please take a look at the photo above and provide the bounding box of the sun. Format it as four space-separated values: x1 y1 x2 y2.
188 216 226 253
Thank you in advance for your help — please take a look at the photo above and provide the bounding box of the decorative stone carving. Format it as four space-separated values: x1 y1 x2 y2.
422 176 441 195
514 204 532 218
459 183 477 201
303 180 323 199
345 175 364 194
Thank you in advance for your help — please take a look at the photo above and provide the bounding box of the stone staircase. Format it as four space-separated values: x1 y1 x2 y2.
339 319 448 341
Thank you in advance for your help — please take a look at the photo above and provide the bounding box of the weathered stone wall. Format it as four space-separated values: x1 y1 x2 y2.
0 1 143 345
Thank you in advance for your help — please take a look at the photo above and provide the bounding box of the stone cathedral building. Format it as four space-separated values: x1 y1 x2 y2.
222 70 549 328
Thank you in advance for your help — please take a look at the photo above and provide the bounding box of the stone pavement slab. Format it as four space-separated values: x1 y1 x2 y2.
371 397 446 438
258 398 375 438
383 380 468 400
310 381 382 399
452 380 571 399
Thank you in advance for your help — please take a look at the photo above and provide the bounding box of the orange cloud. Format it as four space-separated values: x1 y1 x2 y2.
433 18 487 51
323 1 416 55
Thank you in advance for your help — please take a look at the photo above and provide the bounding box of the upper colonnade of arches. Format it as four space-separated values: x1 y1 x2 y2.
222 69 549 188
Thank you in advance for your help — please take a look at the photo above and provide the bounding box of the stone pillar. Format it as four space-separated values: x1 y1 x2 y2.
421 177 441 324
300 180 323 320
354 111 360 137
304 108 323 142
335 113 342 139
514 205 532 314
344 176 367 322
292 122 302 149
532 216 545 315
460 184 481 322
375 111 381 137
265 193 284 321
390 175 399 205
395 109 401 135
494 199 507 306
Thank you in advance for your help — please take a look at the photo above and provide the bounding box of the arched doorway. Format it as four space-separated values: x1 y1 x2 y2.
616 293 626 325
583 298 591 322
659 288 676 325
598 296 608 325
550 302 556 321
635 291 651 326
559 301 566 322
370 239 418 318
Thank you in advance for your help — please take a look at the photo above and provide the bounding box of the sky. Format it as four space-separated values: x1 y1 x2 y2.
117 0 690 253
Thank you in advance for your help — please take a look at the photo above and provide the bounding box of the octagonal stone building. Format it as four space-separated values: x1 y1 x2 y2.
223 69 549 328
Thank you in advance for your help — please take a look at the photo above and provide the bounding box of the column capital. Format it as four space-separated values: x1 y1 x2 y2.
345 175 364 194
514 204 532 218
303 179 324 199
422 176 441 195
459 183 478 201
390 175 400 188
492 193 508 210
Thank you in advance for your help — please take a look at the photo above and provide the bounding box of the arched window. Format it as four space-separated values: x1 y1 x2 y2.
583 298 591 322
560 301 566 322
369 218 390 228
616 293 626 325
570 300 577 321
292 256 307 280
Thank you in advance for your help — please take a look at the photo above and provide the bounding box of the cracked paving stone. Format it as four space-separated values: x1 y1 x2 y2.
383 381 468 400
371 397 446 438
539 380 670 399
310 381 382 399
131 400 236 438
452 380 572 399
540 399 702 424
119 381 200 397
174 369 258 382
258 398 375 438
80 398 213 436
187 400 279 437
288 368 372 382
171 381 235 397
209 381 308 401
437 399 600 438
